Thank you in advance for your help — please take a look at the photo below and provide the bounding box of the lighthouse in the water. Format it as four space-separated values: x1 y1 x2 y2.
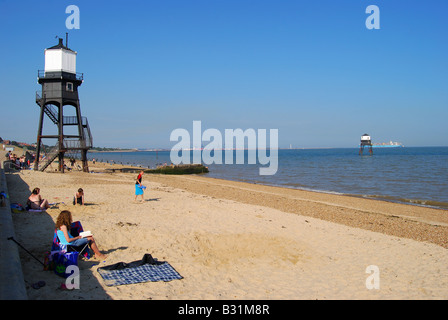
359 133 373 155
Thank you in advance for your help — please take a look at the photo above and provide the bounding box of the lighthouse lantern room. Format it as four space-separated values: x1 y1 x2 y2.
44 38 77 74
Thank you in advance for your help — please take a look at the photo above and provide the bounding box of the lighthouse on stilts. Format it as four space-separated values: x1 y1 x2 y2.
34 36 92 172
359 134 373 155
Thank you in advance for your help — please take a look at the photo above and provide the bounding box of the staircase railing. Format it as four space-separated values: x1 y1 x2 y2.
83 117 93 148
39 144 60 172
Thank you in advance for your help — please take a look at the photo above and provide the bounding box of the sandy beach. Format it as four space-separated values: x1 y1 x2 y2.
2 154 448 300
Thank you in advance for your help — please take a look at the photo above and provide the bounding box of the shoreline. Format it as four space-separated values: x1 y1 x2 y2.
4 151 448 246
144 173 448 247
82 148 448 211
7 154 448 247
90 158 448 211
196 178 448 211
87 159 448 245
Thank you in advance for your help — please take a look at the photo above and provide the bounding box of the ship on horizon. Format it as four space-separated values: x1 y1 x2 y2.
372 141 404 148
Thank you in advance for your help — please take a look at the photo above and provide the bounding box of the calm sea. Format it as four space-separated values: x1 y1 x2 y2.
88 147 448 210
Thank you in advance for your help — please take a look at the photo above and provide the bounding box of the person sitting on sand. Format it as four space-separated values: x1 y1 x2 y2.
27 187 51 210
55 210 107 260
73 188 85 205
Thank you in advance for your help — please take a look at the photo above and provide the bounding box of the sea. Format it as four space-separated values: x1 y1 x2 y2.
88 147 448 210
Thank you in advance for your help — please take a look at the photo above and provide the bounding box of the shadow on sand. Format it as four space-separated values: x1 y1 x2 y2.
5 172 114 300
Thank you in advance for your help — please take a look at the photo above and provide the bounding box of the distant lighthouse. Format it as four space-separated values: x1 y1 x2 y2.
359 133 373 155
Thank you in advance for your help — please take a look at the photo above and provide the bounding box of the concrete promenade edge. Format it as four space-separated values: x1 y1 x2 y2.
0 166 28 300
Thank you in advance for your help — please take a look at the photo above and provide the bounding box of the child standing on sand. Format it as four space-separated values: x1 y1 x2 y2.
134 170 145 203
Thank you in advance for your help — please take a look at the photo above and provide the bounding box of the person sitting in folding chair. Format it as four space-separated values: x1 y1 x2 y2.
52 221 92 260
55 210 107 260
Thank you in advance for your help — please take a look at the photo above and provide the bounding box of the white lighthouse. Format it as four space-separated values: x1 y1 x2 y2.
35 37 92 172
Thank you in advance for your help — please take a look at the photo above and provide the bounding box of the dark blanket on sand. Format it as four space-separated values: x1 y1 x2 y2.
97 254 183 286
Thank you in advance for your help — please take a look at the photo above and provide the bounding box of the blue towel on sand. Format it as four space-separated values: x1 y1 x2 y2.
97 254 182 286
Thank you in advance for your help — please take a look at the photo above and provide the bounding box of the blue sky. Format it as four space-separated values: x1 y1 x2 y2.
1 0 447 148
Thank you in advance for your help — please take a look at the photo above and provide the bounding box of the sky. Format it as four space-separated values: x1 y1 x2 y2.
0 0 447 149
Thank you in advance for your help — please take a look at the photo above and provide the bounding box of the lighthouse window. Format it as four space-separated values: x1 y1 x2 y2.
66 82 73 92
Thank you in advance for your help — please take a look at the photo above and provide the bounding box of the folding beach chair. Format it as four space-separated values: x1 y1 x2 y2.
51 221 92 259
